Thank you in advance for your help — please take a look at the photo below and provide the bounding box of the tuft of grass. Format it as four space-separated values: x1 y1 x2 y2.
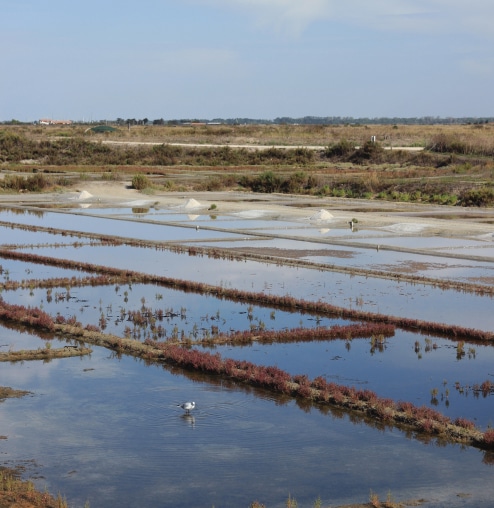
0 467 67 507
369 489 380 507
285 493 298 508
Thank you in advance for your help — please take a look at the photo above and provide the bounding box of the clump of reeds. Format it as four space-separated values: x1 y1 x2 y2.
205 323 395 347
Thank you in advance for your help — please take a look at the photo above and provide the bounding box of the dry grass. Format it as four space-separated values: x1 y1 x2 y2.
3 123 494 207
5 122 494 149
0 467 66 508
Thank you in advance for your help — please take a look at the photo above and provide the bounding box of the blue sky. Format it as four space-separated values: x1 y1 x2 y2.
2 0 493 121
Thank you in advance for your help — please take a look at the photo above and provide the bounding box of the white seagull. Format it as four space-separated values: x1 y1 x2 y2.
178 401 195 414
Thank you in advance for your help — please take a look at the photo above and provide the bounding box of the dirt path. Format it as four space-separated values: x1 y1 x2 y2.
101 140 424 151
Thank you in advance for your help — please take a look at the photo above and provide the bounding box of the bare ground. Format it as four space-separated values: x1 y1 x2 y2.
28 180 494 239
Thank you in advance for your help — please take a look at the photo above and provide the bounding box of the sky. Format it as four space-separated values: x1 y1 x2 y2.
1 0 493 121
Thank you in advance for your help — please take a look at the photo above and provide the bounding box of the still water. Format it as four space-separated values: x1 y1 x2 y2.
2 326 494 508
8 243 494 331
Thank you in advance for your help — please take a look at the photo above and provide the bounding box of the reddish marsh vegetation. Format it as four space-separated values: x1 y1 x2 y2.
137 342 493 450
1 249 493 343
0 295 493 451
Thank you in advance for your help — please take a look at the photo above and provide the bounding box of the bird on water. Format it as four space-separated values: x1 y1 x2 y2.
178 401 195 414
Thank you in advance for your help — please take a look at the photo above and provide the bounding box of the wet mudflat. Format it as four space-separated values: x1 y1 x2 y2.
1 194 494 507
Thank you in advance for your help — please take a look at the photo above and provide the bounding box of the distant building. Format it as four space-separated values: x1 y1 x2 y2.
39 119 73 125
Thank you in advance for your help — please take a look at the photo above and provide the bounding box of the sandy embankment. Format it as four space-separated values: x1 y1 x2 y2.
65 181 494 239
2 179 494 239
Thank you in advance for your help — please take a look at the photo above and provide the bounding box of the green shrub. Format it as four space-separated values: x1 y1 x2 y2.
282 171 307 193
459 187 494 207
324 139 355 158
350 140 385 164
0 173 48 192
132 174 150 190
318 185 331 196
239 171 283 193
152 144 183 165
25 173 48 191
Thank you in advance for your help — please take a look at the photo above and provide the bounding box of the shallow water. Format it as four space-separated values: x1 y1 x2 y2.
11 243 494 331
0 257 91 282
2 328 494 508
2 281 348 338
0 209 244 242
0 224 91 247
3 208 494 284
2 268 492 427
201 331 494 428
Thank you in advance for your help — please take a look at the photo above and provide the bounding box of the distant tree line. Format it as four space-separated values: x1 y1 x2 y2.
110 116 494 126
2 116 493 126
127 116 493 126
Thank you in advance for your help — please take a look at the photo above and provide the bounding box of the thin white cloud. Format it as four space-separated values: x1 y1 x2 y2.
191 0 331 35
339 0 494 37
193 0 494 38
239 0 330 35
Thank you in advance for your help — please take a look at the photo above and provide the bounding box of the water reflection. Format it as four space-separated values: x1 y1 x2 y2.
1 337 494 508
180 413 195 428
8 242 494 330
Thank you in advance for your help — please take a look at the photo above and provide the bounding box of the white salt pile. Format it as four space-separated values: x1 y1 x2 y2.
183 198 201 209
309 209 333 221
233 210 268 219
77 190 93 200
384 223 427 233
125 200 152 207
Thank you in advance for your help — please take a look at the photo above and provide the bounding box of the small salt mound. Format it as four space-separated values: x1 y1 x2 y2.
184 198 201 209
233 210 268 219
476 233 494 241
384 223 427 233
77 190 93 200
126 200 152 207
309 209 333 221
